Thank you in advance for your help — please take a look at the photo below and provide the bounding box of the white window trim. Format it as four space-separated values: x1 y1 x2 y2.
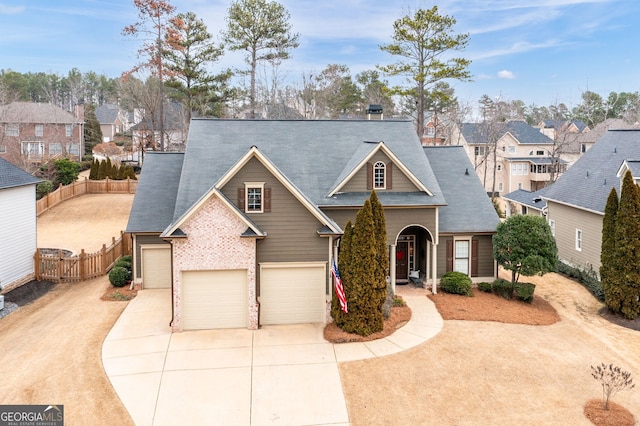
373 161 386 189
65 124 72 137
6 124 19 137
549 219 555 237
245 182 265 213
35 124 44 137
453 237 471 275
575 229 582 251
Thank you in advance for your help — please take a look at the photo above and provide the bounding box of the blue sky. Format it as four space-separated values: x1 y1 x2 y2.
1 0 639 112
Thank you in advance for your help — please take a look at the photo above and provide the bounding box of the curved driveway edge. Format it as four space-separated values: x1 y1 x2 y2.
102 285 442 425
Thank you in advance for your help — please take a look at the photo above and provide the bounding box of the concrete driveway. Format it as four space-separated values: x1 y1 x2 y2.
102 287 442 425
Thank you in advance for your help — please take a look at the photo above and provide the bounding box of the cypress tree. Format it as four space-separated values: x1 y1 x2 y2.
333 221 353 327
89 158 98 180
369 190 390 317
344 199 383 336
613 171 640 319
83 104 103 155
97 159 107 179
601 188 619 311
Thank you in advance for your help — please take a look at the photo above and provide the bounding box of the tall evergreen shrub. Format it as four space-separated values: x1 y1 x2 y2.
332 221 353 327
601 188 620 311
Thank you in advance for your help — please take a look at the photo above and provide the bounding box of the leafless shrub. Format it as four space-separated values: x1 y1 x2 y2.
591 363 635 410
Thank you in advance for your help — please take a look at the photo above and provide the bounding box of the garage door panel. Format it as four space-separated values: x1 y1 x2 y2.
142 246 171 289
182 270 247 330
260 264 325 325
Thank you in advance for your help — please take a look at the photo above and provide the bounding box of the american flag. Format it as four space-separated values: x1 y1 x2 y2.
331 260 348 313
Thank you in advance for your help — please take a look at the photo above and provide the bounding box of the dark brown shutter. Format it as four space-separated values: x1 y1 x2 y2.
471 239 479 277
264 187 271 212
446 239 453 272
367 163 373 190
387 162 393 189
237 188 245 211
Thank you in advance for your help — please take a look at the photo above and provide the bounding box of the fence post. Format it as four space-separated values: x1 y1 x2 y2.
34 249 41 280
106 177 110 193
80 249 86 281
101 244 107 273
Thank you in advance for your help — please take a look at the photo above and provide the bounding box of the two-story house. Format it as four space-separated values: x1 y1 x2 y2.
95 103 131 142
0 102 84 169
452 120 566 205
126 119 500 332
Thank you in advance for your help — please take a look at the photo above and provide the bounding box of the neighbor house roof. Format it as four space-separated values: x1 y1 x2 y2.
0 102 80 124
0 158 41 190
461 120 553 145
126 152 184 233
542 129 640 214
502 188 548 212
172 119 447 223
423 145 500 233
95 104 122 125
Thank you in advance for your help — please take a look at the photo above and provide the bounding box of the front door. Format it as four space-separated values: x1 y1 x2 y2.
396 241 408 281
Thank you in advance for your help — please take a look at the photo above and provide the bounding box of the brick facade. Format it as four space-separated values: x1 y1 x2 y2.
170 195 258 331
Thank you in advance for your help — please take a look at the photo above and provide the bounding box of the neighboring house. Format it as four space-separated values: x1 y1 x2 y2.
0 158 41 292
0 102 85 169
422 114 448 146
126 119 500 332
501 188 547 217
537 119 589 140
95 104 131 142
541 128 640 275
131 101 187 153
452 120 566 201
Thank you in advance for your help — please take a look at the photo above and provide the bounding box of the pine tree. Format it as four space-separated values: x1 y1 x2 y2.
369 190 390 317
613 171 640 319
601 188 620 311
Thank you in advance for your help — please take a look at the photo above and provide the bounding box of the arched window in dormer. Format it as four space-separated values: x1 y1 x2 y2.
374 161 386 189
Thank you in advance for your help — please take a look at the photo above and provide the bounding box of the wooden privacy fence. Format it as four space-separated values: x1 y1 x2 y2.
34 232 132 282
37 177 137 216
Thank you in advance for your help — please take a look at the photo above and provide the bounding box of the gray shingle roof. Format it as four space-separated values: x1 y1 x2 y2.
0 102 80 124
95 104 121 124
461 121 553 145
126 152 184 232
502 189 547 211
172 119 446 222
0 158 41 189
423 145 500 233
542 129 640 213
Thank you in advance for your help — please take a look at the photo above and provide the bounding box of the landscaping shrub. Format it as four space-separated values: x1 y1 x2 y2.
557 261 604 301
115 258 132 270
36 180 54 200
440 271 473 296
477 282 492 293
109 266 129 287
492 278 513 299
514 282 536 303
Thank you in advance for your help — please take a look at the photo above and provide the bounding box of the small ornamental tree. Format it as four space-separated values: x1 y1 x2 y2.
612 171 640 319
601 188 620 312
53 158 80 186
591 363 635 410
493 215 558 283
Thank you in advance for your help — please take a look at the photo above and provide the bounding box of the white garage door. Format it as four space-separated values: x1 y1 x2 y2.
260 263 326 325
141 245 171 289
182 270 247 330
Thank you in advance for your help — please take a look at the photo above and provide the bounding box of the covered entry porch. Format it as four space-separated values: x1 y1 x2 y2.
391 225 438 293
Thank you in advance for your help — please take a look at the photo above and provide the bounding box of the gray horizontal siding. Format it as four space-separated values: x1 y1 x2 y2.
222 157 328 263
340 151 418 193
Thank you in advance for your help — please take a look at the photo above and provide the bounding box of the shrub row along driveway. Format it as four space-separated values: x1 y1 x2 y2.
340 272 640 425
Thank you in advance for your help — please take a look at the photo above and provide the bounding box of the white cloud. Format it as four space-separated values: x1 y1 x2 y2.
0 4 25 14
497 70 515 79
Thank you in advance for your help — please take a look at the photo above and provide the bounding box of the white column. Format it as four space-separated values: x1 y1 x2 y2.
390 244 396 294
431 241 438 294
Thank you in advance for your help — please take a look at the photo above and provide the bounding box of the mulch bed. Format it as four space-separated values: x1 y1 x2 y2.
101 285 137 301
3 280 57 306
584 399 635 426
598 308 640 331
323 304 412 343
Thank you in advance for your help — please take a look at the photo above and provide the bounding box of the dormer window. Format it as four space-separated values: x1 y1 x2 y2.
374 161 386 189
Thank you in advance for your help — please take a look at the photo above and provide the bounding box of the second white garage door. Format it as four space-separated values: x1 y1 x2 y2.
141 245 171 289
182 270 247 330
260 263 326 325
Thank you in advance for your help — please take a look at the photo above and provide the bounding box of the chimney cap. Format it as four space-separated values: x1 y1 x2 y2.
366 104 383 114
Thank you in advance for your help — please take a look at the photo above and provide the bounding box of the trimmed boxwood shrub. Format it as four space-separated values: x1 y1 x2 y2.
514 282 536 303
492 278 513 300
440 271 473 296
109 266 129 287
477 282 492 293
115 258 132 271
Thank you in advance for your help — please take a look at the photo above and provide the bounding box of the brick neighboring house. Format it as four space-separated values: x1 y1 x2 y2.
0 102 84 169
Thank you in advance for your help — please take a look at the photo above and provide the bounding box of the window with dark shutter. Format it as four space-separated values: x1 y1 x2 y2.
367 163 373 190
264 187 271 212
237 188 245 211
446 239 453 272
471 239 479 277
